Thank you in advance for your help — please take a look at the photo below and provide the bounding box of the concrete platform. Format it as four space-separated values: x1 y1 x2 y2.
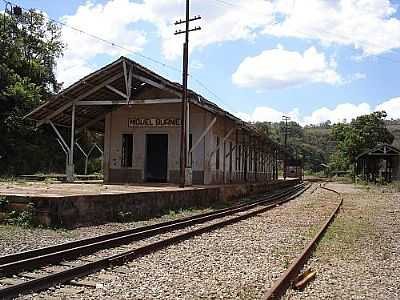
0 182 206 197
0 179 300 228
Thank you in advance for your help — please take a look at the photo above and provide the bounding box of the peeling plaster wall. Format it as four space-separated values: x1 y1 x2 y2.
103 103 279 185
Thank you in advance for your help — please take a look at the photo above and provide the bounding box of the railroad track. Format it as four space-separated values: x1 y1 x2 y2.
0 183 310 299
265 183 343 299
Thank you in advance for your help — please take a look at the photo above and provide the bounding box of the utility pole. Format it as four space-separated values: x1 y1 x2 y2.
175 0 201 187
282 115 291 180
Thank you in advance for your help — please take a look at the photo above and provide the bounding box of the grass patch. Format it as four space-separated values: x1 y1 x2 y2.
315 213 374 259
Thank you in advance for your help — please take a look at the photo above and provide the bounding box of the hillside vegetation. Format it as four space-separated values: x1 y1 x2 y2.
255 112 397 174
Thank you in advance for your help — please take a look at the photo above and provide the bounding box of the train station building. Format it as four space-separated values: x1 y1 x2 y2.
26 57 281 185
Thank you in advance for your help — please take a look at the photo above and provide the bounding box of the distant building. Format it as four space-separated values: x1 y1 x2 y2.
355 143 400 182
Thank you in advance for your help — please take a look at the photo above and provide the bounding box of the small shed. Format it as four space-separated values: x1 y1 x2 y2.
355 144 400 183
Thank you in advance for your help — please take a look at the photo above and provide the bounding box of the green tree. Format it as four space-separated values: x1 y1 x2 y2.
330 111 394 171
255 120 334 173
0 9 65 175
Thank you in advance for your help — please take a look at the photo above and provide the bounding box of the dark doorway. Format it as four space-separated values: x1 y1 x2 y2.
146 134 168 182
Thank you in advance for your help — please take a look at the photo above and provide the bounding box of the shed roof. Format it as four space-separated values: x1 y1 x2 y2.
25 56 282 149
356 143 400 160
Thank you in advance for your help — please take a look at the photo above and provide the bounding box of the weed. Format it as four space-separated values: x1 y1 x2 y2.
117 211 135 222
0 196 8 211
6 203 36 227
283 256 290 269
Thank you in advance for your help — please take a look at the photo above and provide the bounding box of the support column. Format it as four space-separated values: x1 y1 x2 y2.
67 104 76 182
223 123 226 184
244 133 248 182
235 129 239 182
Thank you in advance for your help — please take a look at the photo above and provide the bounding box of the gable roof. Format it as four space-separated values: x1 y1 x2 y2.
356 143 400 160
25 56 282 150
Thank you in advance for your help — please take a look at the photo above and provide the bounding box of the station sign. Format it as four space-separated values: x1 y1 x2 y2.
128 118 181 128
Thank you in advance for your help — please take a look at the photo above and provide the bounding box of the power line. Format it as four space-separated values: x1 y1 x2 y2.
1 0 237 115
208 0 400 64
212 0 238 7
1 0 182 74
6 0 400 121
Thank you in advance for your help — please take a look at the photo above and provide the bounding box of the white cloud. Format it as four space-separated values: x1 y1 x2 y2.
376 97 400 119
237 103 371 125
267 0 400 56
155 0 400 58
236 97 400 125
235 107 301 123
57 0 275 85
56 0 400 86
145 0 276 60
232 45 342 89
150 0 400 58
57 0 148 86
235 97 400 125
302 103 371 125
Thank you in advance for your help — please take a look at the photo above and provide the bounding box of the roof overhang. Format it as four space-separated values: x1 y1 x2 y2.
25 56 279 147
356 143 400 161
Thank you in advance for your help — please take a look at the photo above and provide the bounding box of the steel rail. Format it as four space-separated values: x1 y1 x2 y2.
0 184 305 276
0 184 310 299
264 185 342 300
0 184 300 265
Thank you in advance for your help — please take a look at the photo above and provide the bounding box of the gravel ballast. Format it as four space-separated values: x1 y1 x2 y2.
284 182 400 300
0 208 213 257
14 185 340 299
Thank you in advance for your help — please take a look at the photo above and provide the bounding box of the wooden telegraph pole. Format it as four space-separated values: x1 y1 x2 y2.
175 0 201 187
282 115 291 180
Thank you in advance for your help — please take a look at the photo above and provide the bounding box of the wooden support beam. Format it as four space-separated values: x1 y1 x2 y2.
127 64 133 102
76 113 107 134
189 116 217 154
57 138 68 155
37 73 123 127
132 73 181 97
225 144 237 158
208 126 235 168
49 121 70 152
76 98 181 106
105 85 127 99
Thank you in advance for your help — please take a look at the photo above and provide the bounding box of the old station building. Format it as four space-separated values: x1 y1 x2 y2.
26 57 281 185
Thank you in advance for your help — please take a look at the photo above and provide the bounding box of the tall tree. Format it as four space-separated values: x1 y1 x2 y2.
0 9 64 175
330 111 394 171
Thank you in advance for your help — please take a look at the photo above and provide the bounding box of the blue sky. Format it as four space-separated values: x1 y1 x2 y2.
13 0 400 124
